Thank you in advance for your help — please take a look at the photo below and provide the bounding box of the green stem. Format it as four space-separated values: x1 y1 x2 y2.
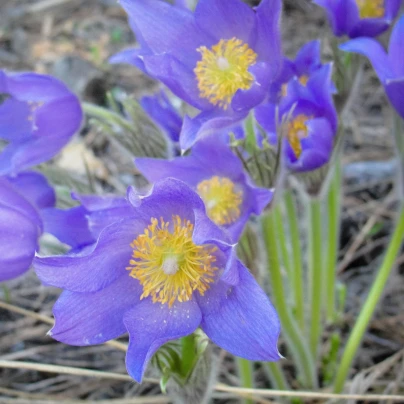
308 198 323 360
284 191 305 331
262 212 317 389
237 358 254 404
325 163 342 323
265 362 289 391
333 204 404 393
274 205 293 280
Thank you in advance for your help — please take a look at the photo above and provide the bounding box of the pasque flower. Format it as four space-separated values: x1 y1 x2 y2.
0 172 55 281
34 178 280 382
340 14 404 119
313 0 401 38
111 0 282 150
255 64 337 172
270 40 336 102
135 139 273 242
0 70 82 175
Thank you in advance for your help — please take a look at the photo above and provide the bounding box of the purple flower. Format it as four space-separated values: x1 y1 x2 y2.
0 172 55 281
140 91 182 144
135 139 272 242
110 0 282 149
270 40 336 102
340 14 404 119
313 0 401 38
0 70 82 175
34 178 280 382
255 64 337 172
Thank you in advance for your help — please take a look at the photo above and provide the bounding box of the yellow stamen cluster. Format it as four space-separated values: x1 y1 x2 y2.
287 114 310 159
127 216 218 307
281 74 309 97
356 0 384 18
196 176 243 226
194 38 257 110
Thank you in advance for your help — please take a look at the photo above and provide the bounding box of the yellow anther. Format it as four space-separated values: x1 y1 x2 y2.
287 114 310 159
126 216 218 307
194 37 257 110
356 0 384 18
196 176 243 226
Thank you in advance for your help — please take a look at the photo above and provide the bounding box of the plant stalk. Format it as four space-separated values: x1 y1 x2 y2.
262 212 317 389
308 198 323 360
284 191 305 331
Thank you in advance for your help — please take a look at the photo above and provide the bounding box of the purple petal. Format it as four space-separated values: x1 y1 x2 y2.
135 157 208 185
49 275 142 345
0 178 42 229
143 54 211 110
0 96 82 175
231 62 270 112
197 260 281 361
124 299 202 382
41 206 95 249
0 99 32 141
0 205 39 281
120 0 210 70
140 91 182 142
34 218 146 293
340 37 393 81
137 137 244 186
388 15 404 77
255 102 277 135
180 109 247 151
385 0 402 19
4 72 75 102
253 0 282 71
129 178 206 225
287 117 334 172
71 194 134 240
313 0 359 37
349 19 390 38
194 0 255 43
109 48 149 73
294 40 321 75
6 171 55 210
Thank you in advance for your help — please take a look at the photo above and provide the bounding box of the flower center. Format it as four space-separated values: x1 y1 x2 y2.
281 75 309 97
356 0 384 18
287 114 310 159
127 215 218 307
194 38 257 110
196 176 243 226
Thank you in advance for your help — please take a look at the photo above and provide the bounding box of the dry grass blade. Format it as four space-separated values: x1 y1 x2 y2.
0 360 133 381
0 300 128 352
215 384 404 402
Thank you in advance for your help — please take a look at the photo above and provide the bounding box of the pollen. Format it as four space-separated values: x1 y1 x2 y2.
194 38 257 110
126 216 218 307
287 114 310 159
196 176 243 226
356 0 384 18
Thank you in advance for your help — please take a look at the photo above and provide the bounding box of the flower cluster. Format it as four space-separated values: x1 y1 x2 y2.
2 0 404 391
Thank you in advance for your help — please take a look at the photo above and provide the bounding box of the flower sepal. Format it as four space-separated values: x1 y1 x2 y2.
153 330 216 404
